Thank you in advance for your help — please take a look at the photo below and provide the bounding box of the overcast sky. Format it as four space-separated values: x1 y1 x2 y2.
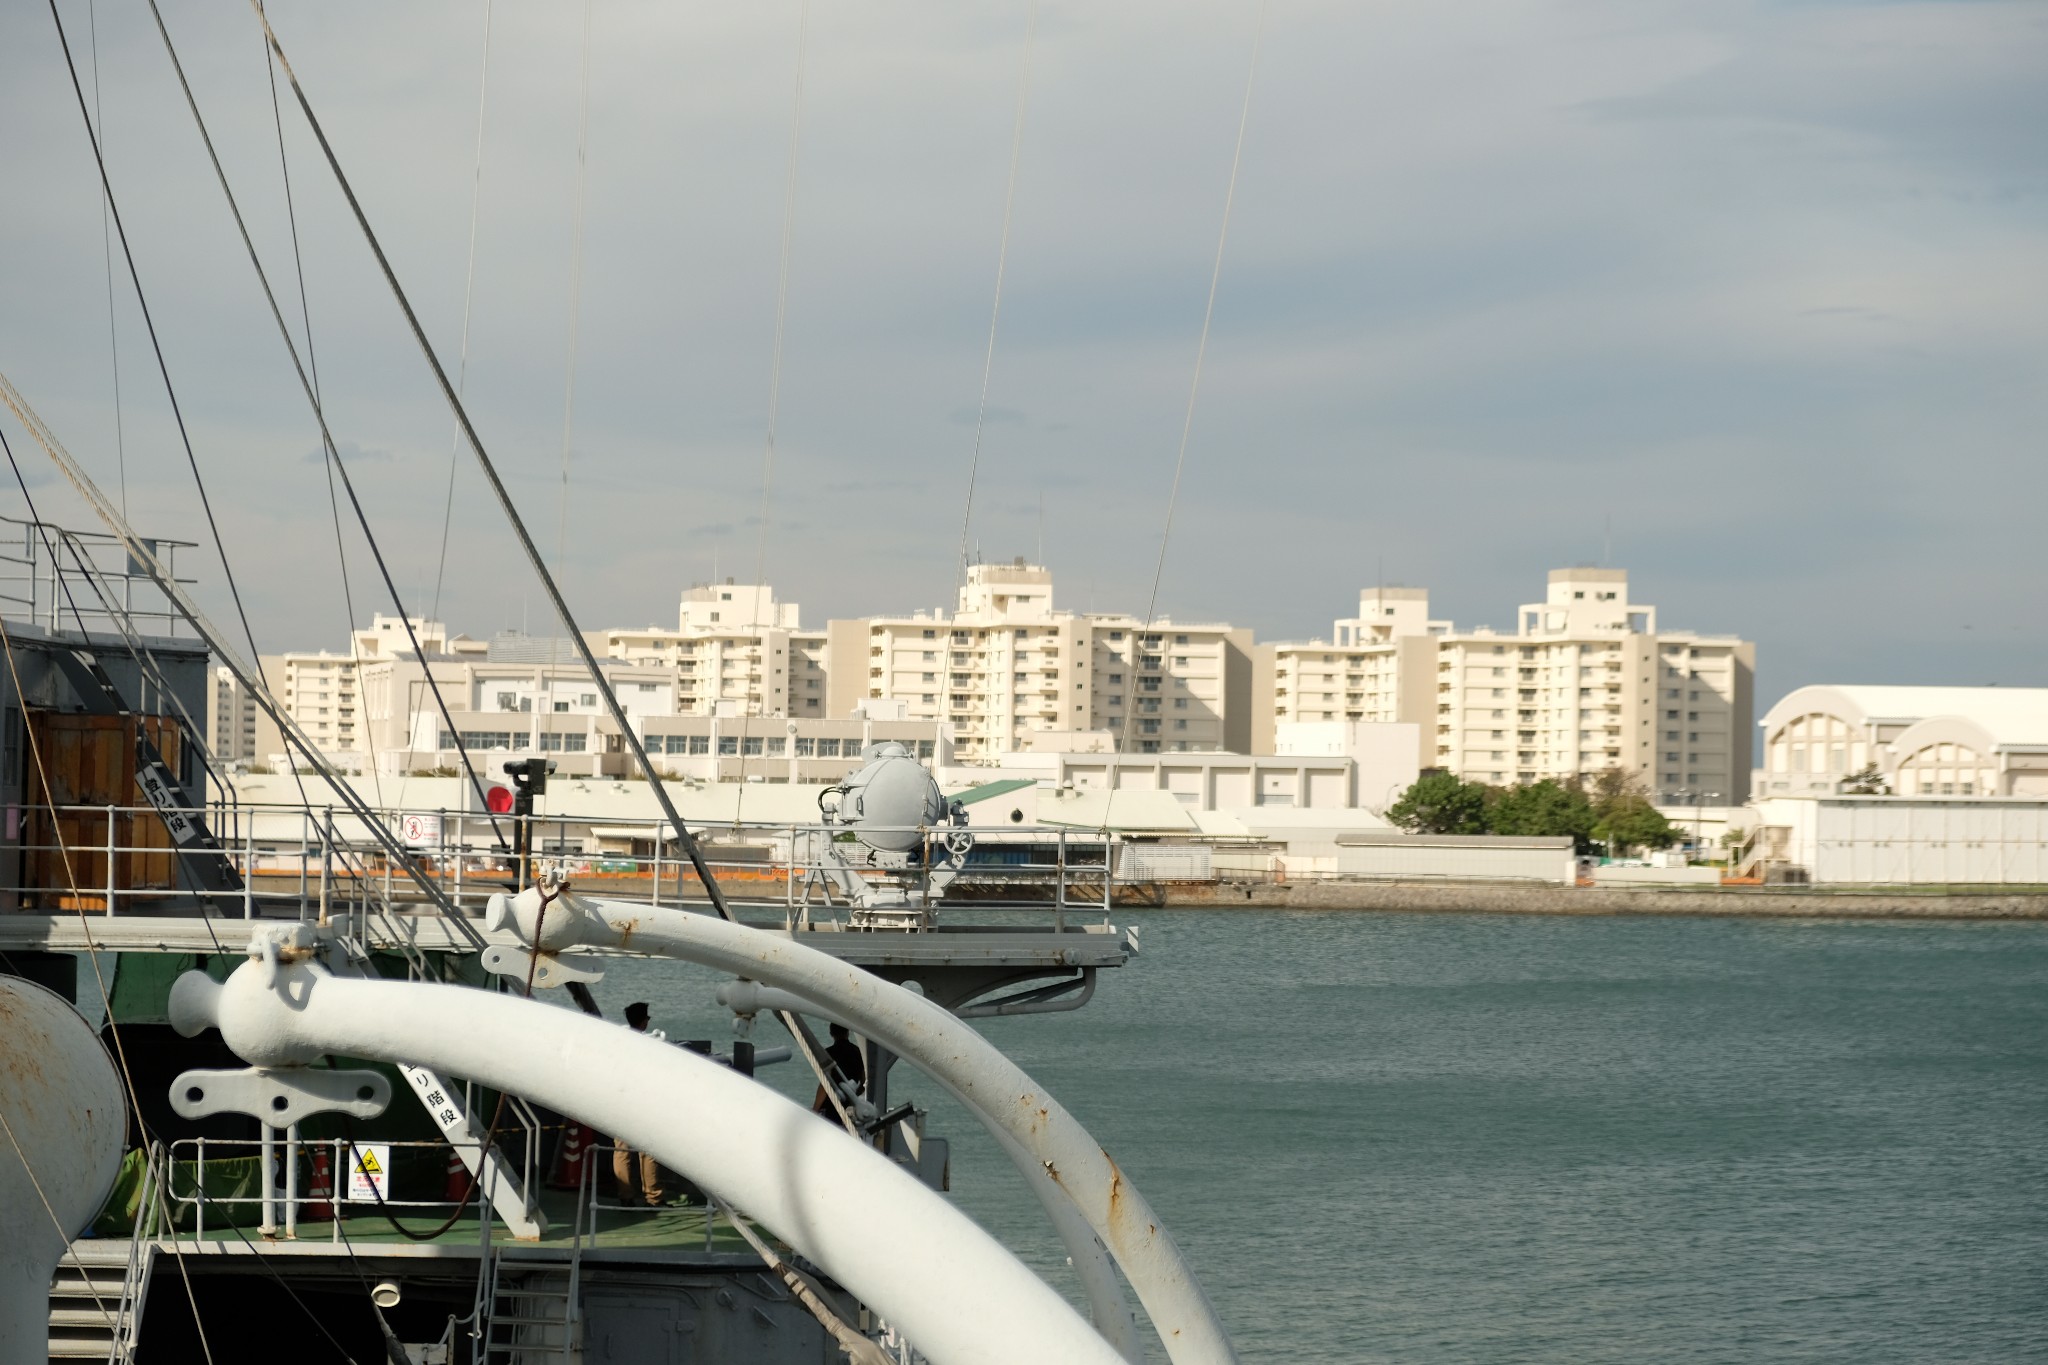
2 0 2042 705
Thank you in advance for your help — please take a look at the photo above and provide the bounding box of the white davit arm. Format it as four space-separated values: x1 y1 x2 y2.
490 886 1238 1365
167 932 1124 1365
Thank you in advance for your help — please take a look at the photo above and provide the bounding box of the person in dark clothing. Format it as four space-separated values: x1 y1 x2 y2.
813 1023 866 1118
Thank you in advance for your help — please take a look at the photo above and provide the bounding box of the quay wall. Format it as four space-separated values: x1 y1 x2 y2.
1165 879 2048 920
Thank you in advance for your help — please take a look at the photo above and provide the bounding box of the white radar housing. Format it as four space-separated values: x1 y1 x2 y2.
826 742 949 853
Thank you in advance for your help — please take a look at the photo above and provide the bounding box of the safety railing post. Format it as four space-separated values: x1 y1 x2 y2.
298 810 310 920
1056 827 1067 933
652 830 663 909
319 807 334 926
453 812 465 910
243 825 256 919
194 1136 205 1241
259 1124 277 1236
104 804 117 915
436 808 447 912
284 1122 299 1240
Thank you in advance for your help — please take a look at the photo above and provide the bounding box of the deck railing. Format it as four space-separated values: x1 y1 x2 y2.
3 800 1132 929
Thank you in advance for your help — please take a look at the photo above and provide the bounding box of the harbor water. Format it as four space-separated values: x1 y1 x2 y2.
600 910 2048 1362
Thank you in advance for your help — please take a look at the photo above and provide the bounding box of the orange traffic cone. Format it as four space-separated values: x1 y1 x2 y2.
444 1147 471 1205
305 1146 333 1221
549 1122 588 1191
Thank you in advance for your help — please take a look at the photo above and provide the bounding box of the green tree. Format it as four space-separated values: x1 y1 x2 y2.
1592 794 1677 853
1841 763 1889 795
1487 778 1596 849
1387 772 1489 834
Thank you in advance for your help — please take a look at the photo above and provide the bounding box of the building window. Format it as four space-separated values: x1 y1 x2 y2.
718 737 738 756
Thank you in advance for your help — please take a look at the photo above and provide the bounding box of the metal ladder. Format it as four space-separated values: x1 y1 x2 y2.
477 1251 582 1364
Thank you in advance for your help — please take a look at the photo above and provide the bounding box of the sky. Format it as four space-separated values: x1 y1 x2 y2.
0 0 2042 708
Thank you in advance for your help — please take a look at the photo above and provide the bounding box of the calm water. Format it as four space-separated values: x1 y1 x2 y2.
599 911 2048 1362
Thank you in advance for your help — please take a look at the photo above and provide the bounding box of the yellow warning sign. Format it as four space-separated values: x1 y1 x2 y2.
346 1143 391 1201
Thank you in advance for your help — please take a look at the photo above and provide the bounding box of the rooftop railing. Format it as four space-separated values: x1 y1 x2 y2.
0 513 197 639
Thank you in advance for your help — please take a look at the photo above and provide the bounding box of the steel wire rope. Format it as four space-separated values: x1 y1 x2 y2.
428 0 496 628
0 429 235 942
732 0 811 820
0 609 219 1365
243 1 740 923
47 0 336 842
172 1184 366 1363
0 375 482 945
83 0 128 518
256 2 381 812
408 0 496 821
951 0 1039 599
325 888 556 1244
143 0 506 851
542 0 595 777
1102 0 1268 838
45 0 266 684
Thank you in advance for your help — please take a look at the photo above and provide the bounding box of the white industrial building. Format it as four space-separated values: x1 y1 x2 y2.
1745 796 2048 885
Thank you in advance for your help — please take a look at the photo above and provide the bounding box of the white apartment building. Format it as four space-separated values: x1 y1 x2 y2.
206 665 269 766
598 581 829 718
828 561 1251 765
1262 570 1754 800
1255 587 1445 765
1437 568 1754 800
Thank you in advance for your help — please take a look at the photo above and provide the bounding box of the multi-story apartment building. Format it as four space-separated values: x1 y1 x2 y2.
253 614 482 765
206 665 271 766
1261 570 1755 800
828 561 1251 765
598 581 829 718
1254 587 1446 763
1435 568 1753 801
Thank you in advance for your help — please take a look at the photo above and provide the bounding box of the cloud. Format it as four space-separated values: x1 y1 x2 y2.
0 0 2039 703
301 440 394 467
947 404 1029 427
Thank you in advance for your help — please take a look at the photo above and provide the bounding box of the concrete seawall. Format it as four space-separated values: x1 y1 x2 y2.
1167 880 2048 920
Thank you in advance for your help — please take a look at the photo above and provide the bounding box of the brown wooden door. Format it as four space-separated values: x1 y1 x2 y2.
22 709 182 908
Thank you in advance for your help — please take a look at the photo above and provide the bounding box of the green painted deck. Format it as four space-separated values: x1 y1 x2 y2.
156 1187 776 1262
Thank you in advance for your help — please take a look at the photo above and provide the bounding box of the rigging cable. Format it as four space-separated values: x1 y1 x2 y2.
143 0 505 844
83 0 127 517
257 0 382 810
0 608 219 1365
430 0 497 626
0 370 482 940
245 0 742 922
733 0 812 813
1104 0 1269 833
952 0 1039 595
46 0 266 676
0 428 236 941
545 0 596 761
